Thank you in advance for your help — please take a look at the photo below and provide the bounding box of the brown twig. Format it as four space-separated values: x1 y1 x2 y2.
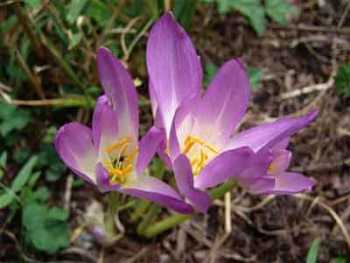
64 175 73 211
295 194 350 250
61 247 97 263
3 231 44 263
280 78 334 100
209 233 229 263
124 247 150 263
15 50 46 99
123 18 154 62
224 192 232 234
98 0 126 47
164 0 171 12
270 24 350 34
120 17 141 62
0 81 12 92
338 0 350 28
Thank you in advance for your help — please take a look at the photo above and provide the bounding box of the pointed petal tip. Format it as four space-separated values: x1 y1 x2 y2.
149 11 188 43
147 12 202 137
96 47 112 62
96 44 139 135
272 172 316 195
306 109 319 121
197 57 251 139
227 57 245 70
158 11 177 26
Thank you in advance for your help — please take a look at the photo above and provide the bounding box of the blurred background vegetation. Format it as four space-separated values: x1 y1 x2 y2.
1 0 350 262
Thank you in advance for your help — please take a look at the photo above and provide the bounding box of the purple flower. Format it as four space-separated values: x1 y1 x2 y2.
55 47 193 214
147 13 317 211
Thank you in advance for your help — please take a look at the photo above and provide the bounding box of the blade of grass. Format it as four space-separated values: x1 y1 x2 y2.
14 1 44 58
137 204 162 236
306 238 321 263
10 97 95 108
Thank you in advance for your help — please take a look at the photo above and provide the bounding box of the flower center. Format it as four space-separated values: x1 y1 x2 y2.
103 137 138 184
182 135 219 176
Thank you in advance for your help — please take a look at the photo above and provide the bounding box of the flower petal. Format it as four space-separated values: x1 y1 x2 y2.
55 123 97 184
194 147 257 189
269 172 315 194
136 126 164 173
237 175 275 194
233 149 275 193
173 155 211 213
227 110 318 153
168 98 198 159
96 163 120 192
268 149 291 175
147 12 202 137
272 137 289 150
96 163 193 214
123 174 194 214
193 59 250 140
97 47 139 137
92 95 119 152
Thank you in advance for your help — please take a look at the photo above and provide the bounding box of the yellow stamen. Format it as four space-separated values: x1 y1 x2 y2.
184 136 219 155
103 137 138 184
105 137 130 154
182 135 219 176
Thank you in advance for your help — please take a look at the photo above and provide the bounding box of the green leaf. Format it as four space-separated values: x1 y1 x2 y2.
144 0 160 18
14 148 31 164
0 103 31 137
335 63 350 98
0 191 16 209
24 0 41 9
0 152 7 180
306 239 321 263
32 187 50 202
48 207 69 221
86 0 112 27
334 256 347 263
125 0 145 17
0 152 7 168
42 126 57 144
46 162 65 182
68 31 83 50
27 171 42 188
204 62 218 86
212 0 266 35
22 202 69 253
0 15 17 34
265 0 297 25
174 0 198 29
72 178 85 188
37 143 64 182
12 156 38 192
65 0 88 24
24 186 50 204
232 0 266 35
247 67 263 90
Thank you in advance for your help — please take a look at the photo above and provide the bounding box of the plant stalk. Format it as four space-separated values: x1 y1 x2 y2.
141 181 236 238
